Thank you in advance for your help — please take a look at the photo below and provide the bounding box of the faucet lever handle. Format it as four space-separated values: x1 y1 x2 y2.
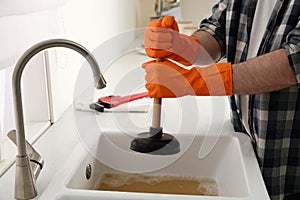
7 130 44 179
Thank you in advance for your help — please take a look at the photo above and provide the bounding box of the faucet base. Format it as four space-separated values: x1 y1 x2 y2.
15 156 37 200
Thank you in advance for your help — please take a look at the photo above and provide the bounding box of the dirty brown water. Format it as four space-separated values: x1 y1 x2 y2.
97 172 218 196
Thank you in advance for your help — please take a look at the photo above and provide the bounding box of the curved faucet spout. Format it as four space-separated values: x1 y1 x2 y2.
12 39 106 199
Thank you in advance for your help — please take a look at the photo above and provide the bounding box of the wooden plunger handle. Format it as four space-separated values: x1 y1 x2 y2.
152 58 164 129
152 98 162 128
151 17 164 131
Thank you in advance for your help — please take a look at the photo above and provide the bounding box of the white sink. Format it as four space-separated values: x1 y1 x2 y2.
38 95 269 200
39 130 269 200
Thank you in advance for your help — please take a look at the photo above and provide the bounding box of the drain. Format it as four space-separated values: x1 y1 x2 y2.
86 164 92 180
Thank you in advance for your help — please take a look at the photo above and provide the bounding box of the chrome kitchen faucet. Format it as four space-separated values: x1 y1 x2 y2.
9 39 106 200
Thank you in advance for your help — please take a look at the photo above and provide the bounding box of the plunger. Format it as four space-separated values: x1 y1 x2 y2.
130 58 180 155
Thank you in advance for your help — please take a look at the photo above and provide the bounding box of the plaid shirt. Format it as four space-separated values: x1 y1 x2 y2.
199 0 300 199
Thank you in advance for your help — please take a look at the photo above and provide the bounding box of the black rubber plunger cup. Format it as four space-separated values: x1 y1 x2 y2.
130 59 180 155
130 98 180 155
130 99 180 155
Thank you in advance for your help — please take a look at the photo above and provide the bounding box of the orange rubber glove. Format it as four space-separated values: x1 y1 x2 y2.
144 16 201 66
142 60 232 98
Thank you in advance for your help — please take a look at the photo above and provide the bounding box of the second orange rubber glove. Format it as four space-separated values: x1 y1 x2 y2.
144 16 201 66
142 60 232 98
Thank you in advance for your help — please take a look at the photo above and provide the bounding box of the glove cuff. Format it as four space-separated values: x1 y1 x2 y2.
189 63 232 96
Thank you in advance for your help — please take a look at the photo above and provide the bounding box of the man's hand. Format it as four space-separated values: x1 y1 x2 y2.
142 60 233 98
144 16 201 66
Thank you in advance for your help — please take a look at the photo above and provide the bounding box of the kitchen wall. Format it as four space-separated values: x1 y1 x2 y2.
180 0 217 26
47 0 140 122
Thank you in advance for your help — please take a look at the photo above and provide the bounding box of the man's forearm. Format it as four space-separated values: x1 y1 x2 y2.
233 49 297 94
192 31 296 94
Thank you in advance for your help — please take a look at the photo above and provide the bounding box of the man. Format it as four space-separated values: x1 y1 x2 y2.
143 0 300 199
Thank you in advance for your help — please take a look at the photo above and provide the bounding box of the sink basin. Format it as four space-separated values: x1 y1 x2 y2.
69 133 248 196
39 131 269 200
